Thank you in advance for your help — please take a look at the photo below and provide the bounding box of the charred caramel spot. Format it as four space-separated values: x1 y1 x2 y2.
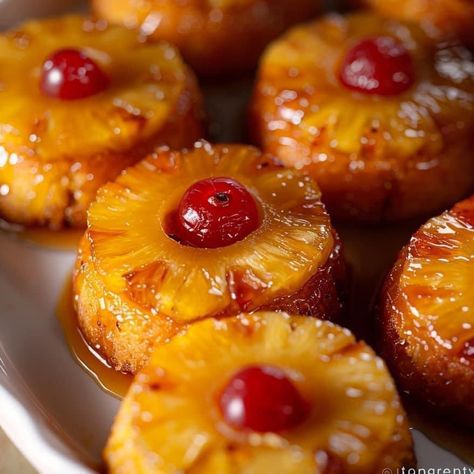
145 376 176 392
256 154 283 170
148 381 162 391
310 125 327 148
227 268 268 312
8 30 31 49
452 197 474 228
410 232 454 260
125 262 168 310
113 106 148 133
335 341 363 358
314 450 346 474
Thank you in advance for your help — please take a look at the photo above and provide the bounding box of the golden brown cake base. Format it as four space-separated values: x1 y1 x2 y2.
73 143 347 373
379 196 474 426
92 0 321 76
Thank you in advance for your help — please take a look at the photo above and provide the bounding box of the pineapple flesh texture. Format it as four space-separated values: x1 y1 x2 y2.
0 15 204 228
380 195 474 425
105 312 415 474
250 12 474 222
74 143 346 373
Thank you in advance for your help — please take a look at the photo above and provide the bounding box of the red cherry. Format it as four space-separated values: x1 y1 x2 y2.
218 365 309 432
339 36 415 96
40 48 109 100
174 177 260 249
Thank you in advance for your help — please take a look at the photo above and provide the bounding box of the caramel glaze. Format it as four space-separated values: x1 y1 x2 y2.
57 282 132 399
19 227 83 250
0 218 83 250
53 218 473 464
379 198 474 428
339 220 474 466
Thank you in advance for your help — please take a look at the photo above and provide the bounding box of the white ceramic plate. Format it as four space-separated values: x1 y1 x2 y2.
0 2 472 473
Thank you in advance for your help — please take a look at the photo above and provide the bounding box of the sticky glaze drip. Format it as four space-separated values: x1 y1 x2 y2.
57 281 132 399
0 218 83 250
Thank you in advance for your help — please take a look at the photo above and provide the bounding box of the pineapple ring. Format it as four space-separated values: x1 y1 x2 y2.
350 0 474 48
74 142 347 373
250 12 474 222
91 0 321 76
105 312 415 474
0 15 204 228
379 195 474 425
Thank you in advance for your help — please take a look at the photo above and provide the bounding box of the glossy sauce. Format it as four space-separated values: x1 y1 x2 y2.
52 219 473 464
0 218 83 250
57 282 132 399
339 221 474 466
20 227 83 250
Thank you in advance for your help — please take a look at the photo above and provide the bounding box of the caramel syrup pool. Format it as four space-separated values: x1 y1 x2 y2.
52 221 473 465
57 282 132 398
0 218 83 250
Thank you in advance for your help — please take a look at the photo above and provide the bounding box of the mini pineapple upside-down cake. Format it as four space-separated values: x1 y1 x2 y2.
105 312 415 474
91 0 321 76
73 142 347 374
0 15 204 229
250 13 474 222
379 195 474 426
350 0 474 48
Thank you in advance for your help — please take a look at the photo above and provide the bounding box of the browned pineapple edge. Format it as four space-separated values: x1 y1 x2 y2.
379 195 474 426
250 12 474 222
73 142 347 374
0 15 205 229
105 313 415 473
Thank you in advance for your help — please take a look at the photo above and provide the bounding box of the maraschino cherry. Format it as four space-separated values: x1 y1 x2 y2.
40 48 109 100
174 177 260 249
218 365 309 432
339 36 415 96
